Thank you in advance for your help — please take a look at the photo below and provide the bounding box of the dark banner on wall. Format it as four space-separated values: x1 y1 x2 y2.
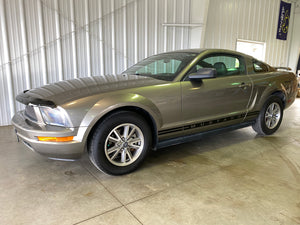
276 1 291 40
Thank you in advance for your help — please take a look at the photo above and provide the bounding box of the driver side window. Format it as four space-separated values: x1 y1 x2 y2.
187 54 246 78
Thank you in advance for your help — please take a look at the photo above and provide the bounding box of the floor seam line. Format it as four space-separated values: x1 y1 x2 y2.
81 161 125 205
124 166 223 206
123 205 144 225
79 161 145 224
72 205 124 225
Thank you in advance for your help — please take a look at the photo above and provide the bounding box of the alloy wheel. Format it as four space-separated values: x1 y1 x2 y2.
104 123 144 166
264 102 281 129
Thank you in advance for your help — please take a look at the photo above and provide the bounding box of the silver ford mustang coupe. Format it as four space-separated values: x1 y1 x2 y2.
12 49 298 175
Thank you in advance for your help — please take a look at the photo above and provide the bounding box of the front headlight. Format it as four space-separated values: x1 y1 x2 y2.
39 106 72 127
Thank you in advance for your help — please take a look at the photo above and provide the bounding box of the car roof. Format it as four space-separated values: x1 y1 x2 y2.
166 48 254 59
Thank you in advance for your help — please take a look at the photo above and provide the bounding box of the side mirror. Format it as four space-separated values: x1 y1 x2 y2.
188 68 216 81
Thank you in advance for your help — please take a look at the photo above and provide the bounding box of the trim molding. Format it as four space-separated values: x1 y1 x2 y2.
158 111 259 136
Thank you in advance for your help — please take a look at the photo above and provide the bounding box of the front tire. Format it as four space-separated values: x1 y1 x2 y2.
252 96 283 135
88 111 151 175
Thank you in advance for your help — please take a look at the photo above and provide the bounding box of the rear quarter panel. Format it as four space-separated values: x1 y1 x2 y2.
248 71 297 112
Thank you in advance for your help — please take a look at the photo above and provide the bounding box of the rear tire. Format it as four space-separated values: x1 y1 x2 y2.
88 111 151 175
252 96 283 135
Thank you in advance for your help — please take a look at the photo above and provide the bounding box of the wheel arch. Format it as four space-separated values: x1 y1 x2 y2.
86 106 158 153
270 90 286 108
256 89 286 112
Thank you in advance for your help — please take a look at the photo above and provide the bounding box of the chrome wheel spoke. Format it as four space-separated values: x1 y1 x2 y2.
129 144 140 149
123 125 130 139
266 118 272 128
107 145 120 154
121 150 126 163
126 149 133 160
111 148 122 160
269 103 274 113
113 130 122 140
128 137 141 145
271 118 277 126
127 127 136 139
272 103 277 112
108 136 119 143
269 119 274 128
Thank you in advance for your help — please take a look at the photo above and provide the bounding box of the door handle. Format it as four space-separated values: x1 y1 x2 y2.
238 82 250 89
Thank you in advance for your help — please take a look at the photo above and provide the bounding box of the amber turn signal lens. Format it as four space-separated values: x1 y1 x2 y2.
37 136 74 142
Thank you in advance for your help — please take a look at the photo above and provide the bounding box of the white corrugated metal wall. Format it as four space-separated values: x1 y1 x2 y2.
204 0 296 67
0 0 195 126
0 0 298 126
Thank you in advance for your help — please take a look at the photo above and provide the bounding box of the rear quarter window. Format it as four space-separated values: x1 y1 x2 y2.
253 60 269 73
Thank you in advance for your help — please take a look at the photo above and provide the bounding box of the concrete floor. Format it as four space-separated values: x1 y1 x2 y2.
1 99 300 225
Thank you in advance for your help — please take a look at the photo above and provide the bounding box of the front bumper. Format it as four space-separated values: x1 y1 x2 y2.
12 111 85 160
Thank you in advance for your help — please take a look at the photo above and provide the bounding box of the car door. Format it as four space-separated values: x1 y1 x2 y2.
181 53 253 132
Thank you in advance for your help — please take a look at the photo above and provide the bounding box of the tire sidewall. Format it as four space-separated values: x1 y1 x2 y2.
259 96 283 135
89 111 151 175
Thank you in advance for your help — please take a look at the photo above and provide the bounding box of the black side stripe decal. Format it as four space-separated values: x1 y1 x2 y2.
158 111 259 136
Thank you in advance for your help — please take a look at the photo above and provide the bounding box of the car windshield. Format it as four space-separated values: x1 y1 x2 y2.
122 52 198 81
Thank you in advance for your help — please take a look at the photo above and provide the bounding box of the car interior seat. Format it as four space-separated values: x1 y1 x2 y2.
213 62 227 76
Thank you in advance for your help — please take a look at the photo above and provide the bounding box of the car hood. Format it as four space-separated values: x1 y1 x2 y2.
16 74 165 107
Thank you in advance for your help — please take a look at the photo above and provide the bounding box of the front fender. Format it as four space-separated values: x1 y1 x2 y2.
75 93 162 143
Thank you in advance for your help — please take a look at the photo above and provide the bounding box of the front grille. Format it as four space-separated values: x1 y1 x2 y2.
24 105 37 122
